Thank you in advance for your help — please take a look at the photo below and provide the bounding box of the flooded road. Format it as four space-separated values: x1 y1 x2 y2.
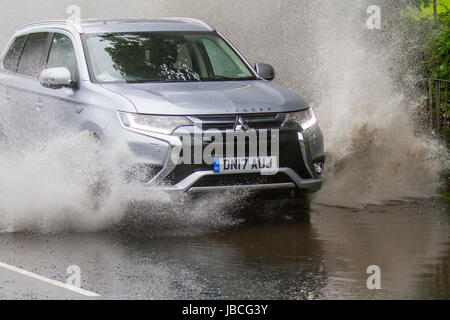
0 198 448 300
0 0 447 302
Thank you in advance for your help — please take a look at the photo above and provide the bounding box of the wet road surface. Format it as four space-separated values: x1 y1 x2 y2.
0 198 448 300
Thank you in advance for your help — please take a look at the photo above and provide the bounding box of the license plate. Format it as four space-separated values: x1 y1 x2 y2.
213 156 278 175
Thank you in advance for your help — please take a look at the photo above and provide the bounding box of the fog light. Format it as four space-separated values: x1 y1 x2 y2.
125 164 163 183
313 162 324 175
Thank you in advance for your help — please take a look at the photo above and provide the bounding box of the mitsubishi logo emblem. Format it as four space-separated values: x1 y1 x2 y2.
234 116 249 131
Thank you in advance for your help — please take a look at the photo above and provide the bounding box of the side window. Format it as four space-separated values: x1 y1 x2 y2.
174 43 193 71
201 38 242 78
2 35 26 72
47 33 78 81
17 32 49 78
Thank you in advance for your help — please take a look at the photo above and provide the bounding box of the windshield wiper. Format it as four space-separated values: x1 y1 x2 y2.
125 79 201 83
123 76 257 83
201 76 258 81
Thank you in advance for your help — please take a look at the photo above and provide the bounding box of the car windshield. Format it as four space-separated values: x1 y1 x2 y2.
82 32 258 83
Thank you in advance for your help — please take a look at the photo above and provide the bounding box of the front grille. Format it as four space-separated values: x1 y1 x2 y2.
190 113 285 130
164 124 312 185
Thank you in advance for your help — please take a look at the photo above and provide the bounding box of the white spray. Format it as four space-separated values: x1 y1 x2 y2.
153 0 448 206
0 0 447 234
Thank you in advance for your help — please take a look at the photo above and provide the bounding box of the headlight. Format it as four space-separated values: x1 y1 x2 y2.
117 111 191 135
285 108 317 131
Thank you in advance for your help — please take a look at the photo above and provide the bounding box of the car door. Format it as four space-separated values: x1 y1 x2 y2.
4 32 52 146
0 34 27 146
38 31 80 135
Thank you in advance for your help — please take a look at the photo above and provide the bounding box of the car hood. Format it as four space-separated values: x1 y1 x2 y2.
102 81 308 115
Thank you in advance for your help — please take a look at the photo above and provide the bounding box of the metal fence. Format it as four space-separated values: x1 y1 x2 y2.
427 78 449 139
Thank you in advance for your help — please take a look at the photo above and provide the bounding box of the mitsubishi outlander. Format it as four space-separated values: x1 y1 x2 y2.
0 18 324 206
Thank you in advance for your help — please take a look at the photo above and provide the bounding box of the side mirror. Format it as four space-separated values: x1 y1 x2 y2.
39 67 74 89
254 63 275 81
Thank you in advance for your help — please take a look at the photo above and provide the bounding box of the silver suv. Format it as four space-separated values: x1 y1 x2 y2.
0 18 324 202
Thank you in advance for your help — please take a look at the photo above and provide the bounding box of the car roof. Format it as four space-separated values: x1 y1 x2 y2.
18 18 215 34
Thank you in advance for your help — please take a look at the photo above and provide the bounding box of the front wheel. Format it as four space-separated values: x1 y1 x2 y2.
0 124 10 151
268 190 311 217
234 189 312 219
286 190 312 212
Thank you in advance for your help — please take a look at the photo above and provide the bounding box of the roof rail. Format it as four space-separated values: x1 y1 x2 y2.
67 21 85 34
18 20 84 34
159 17 214 31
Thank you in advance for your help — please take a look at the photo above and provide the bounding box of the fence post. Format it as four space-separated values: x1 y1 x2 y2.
436 80 441 131
445 81 448 138
429 78 433 128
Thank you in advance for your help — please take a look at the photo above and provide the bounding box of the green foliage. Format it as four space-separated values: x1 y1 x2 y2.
444 192 450 202
399 1 449 80
423 9 449 80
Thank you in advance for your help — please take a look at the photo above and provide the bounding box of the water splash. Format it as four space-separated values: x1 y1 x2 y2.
154 0 448 207
0 131 133 232
0 0 448 234
308 0 447 206
0 129 241 233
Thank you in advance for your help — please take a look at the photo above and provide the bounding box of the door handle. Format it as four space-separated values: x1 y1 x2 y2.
35 98 44 111
75 106 84 114
3 90 11 101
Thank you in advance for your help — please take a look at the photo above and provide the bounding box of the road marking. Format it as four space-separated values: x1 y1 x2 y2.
0 261 100 297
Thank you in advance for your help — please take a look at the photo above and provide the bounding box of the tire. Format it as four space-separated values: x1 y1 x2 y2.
233 189 311 219
286 190 312 211
0 124 10 151
88 170 112 210
84 131 112 210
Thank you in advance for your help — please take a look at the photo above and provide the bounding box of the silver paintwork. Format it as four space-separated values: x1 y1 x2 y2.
143 167 322 193
0 18 324 194
39 67 72 88
159 17 215 31
188 183 296 193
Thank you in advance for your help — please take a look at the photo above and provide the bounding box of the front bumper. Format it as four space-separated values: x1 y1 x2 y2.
145 167 322 193
110 121 324 194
